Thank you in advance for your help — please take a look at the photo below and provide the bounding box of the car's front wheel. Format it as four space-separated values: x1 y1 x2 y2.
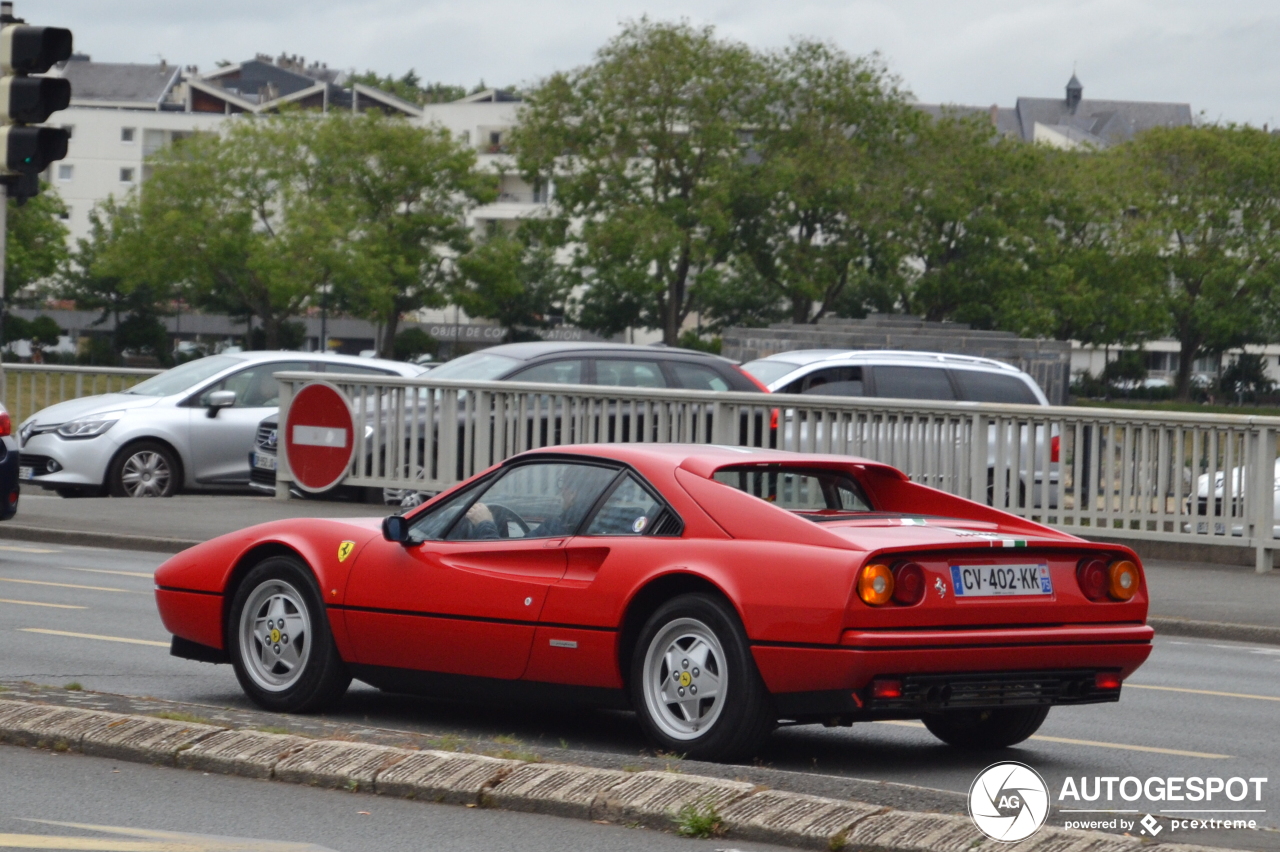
108 441 179 498
922 705 1049 749
630 593 774 762
227 556 350 712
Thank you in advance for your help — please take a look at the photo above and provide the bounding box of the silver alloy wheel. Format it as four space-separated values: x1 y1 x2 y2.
641 617 728 741
119 450 171 497
238 579 311 692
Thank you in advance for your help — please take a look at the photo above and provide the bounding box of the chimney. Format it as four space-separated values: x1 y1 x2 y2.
989 104 999 127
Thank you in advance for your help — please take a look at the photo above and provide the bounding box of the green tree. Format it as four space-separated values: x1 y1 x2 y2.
515 19 762 344
1120 125 1280 400
130 119 334 348
349 69 468 105
5 185 69 308
309 110 495 358
453 226 572 341
730 42 917 325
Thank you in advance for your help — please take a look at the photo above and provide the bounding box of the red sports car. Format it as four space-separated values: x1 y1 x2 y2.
155 444 1152 761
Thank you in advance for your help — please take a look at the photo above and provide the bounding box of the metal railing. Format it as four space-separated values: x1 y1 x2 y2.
276 372 1279 573
0 364 163 424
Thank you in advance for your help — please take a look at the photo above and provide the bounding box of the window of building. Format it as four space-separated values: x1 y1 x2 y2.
121 127 135 143
57 164 73 182
58 207 70 221
120 167 135 183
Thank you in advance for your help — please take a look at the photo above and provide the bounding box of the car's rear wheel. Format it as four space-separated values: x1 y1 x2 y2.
108 441 179 498
630 593 773 762
227 556 350 712
922 705 1049 749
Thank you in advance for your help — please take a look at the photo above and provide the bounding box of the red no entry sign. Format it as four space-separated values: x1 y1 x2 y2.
284 382 356 493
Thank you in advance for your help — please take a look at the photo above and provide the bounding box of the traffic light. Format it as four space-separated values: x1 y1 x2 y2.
0 5 71 202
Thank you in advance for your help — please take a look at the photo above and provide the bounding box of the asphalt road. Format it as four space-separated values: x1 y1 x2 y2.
0 745 790 852
1 539 1277 850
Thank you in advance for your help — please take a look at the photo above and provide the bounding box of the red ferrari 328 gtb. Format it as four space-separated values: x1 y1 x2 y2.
155 444 1152 761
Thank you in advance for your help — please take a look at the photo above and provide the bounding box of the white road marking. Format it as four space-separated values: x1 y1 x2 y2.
18 628 167 647
56 566 154 579
1127 683 1280 702
874 720 1231 758
0 545 59 553
0 578 146 595
0 598 86 610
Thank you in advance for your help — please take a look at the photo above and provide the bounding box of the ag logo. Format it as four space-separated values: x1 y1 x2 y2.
337 540 356 562
968 762 1050 842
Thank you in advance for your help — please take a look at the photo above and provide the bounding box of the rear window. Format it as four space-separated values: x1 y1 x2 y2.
952 369 1040 404
595 359 666 388
740 359 800 386
712 465 872 517
871 366 955 401
670 362 730 391
510 359 584 384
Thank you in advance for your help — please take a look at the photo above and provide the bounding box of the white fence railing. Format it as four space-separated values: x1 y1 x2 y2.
0 364 163 424
276 372 1279 573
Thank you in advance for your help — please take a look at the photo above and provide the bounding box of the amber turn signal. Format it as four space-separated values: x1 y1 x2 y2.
858 563 894 606
1108 560 1139 601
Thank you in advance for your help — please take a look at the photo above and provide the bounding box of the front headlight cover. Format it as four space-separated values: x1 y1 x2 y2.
56 411 122 439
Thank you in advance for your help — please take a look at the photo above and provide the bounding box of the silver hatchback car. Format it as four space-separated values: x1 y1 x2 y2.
17 351 423 497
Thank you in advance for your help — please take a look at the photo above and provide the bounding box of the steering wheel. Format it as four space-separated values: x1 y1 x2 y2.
487 503 531 538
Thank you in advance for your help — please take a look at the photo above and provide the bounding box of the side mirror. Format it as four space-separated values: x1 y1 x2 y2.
382 515 411 545
205 390 237 418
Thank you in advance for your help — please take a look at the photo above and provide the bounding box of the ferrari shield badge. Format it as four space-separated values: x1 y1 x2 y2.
337 540 356 563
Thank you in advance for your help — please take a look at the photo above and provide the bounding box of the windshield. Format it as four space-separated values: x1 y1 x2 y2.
427 352 520 382
712 465 873 518
125 355 243 397
740 360 800 386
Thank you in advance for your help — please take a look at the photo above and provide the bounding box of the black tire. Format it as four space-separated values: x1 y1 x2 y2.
227 556 350 713
922 705 1050 749
629 593 774 762
108 440 180 498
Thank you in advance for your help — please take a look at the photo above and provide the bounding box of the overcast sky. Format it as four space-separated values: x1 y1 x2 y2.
35 0 1280 127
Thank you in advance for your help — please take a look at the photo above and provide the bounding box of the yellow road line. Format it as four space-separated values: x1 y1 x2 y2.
0 545 58 553
57 567 153 579
0 598 86 610
1127 683 1280 702
17 820 334 852
19 628 167 647
0 578 146 594
0 835 189 851
874 720 1231 759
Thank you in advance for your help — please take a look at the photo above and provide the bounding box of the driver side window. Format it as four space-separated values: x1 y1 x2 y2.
199 361 312 407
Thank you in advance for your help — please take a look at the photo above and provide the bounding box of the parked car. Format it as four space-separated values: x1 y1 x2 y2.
250 341 768 505
156 443 1152 762
17 352 424 498
743 350 1058 506
1185 458 1280 538
0 402 17 520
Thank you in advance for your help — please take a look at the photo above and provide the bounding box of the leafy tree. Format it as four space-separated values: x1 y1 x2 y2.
349 69 467 105
5 184 68 307
392 327 436 361
309 110 495 358
1220 352 1273 400
515 19 762 344
129 119 334 348
1119 125 1280 400
453 227 571 341
730 41 917 325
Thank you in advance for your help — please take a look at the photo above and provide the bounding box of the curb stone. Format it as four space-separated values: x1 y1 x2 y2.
0 697 1253 852
79 716 224 765
0 525 200 554
273 740 408 791
177 730 313 779
593 770 757 830
720 789 886 850
484 762 630 819
1148 616 1280 647
374 750 519 804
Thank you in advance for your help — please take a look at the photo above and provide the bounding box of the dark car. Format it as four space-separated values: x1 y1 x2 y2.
1 402 18 520
251 342 768 504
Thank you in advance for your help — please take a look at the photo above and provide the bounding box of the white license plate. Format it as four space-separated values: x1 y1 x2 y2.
18 466 33 481
252 453 277 471
950 564 1052 597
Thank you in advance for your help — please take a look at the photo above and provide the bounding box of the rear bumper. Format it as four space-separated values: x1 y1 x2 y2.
755 623 1153 719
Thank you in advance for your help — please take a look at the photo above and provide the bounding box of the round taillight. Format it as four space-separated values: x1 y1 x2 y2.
1077 558 1109 601
1108 560 1139 601
892 562 925 606
858 563 894 606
